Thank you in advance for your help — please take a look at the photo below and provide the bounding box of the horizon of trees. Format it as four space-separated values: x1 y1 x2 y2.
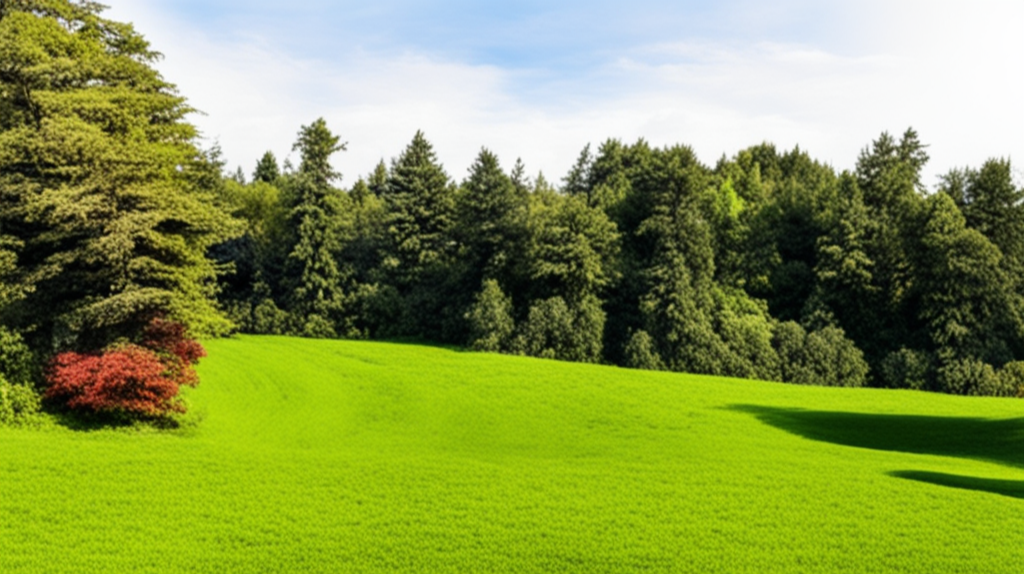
1 0 1022 425
213 122 1024 397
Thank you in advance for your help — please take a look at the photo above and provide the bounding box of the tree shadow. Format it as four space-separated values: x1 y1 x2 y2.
728 404 1024 469
890 470 1024 500
49 409 182 432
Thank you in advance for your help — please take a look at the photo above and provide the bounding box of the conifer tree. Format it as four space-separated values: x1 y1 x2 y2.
0 0 239 351
284 118 350 337
253 151 281 184
379 131 456 338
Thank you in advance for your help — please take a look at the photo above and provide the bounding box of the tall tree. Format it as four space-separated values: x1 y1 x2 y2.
378 131 456 339
283 118 350 337
455 148 528 294
0 0 239 352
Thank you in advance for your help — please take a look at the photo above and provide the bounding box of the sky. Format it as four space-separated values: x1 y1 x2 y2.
106 1 1024 189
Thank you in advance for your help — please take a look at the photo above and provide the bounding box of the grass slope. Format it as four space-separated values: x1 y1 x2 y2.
1 336 1022 573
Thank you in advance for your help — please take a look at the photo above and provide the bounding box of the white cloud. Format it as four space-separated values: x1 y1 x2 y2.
107 1 1024 189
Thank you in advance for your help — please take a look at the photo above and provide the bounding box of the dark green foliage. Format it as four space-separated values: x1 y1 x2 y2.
253 151 281 184
773 322 869 387
997 361 1024 398
451 148 530 337
879 348 933 390
465 279 514 353
623 329 664 371
377 131 457 339
936 358 1000 396
912 193 1013 366
284 118 353 338
513 295 604 363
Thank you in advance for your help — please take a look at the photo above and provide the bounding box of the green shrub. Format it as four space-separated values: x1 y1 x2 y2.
465 280 515 353
0 327 35 385
880 348 933 390
937 358 1000 396
0 375 41 425
772 322 868 387
623 329 664 371
997 361 1024 398
514 295 604 363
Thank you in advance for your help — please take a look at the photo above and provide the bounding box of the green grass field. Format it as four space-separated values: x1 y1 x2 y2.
1 336 1022 573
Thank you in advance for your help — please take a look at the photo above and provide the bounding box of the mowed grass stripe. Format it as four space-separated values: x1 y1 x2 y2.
1 335 1021 573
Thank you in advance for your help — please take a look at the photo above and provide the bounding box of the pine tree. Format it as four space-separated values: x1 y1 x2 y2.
284 118 350 337
0 0 239 351
253 151 281 184
379 131 456 338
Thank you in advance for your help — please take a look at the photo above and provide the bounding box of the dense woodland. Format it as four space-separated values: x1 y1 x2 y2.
1 1 1022 422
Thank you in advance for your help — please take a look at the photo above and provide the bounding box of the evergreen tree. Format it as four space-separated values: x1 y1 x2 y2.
253 151 281 184
456 148 529 291
379 131 456 339
941 158 1024 272
284 118 351 338
0 0 239 351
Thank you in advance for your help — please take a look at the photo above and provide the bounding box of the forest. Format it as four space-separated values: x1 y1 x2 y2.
1 0 1023 424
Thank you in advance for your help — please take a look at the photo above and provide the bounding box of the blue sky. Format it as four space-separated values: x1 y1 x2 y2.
109 1 1023 187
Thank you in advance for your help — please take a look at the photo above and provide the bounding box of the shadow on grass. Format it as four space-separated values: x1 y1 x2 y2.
728 405 1024 469
890 470 1024 500
50 409 182 432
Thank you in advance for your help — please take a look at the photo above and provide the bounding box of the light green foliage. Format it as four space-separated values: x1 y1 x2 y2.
2 336 1022 572
465 279 514 353
0 375 40 425
0 0 240 347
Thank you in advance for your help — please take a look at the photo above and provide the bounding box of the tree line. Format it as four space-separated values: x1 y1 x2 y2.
215 122 1024 398
1 1 1021 422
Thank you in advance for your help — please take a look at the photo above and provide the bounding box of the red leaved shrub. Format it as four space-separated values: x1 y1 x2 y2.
45 319 205 418
141 317 206 388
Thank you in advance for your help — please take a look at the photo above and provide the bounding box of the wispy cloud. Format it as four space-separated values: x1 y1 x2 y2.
108 1 1024 187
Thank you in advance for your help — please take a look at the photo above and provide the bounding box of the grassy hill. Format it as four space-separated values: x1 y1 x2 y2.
1 336 1021 573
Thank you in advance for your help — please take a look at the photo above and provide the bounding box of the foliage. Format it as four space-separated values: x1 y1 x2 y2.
43 318 204 417
2 0 1022 398
513 295 605 363
623 329 664 370
0 0 240 352
879 348 933 390
773 322 869 387
0 375 40 425
377 131 457 339
283 118 354 338
0 325 35 385
465 279 515 353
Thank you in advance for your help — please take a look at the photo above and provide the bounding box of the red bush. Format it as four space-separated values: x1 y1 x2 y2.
46 345 184 416
142 318 206 364
141 318 206 388
46 319 206 417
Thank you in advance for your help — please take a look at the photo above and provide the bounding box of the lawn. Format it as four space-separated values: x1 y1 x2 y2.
1 335 1021 572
